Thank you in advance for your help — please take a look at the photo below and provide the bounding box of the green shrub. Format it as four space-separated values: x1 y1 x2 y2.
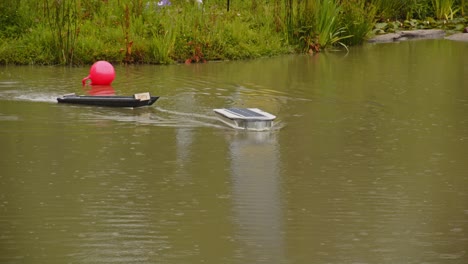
340 0 376 46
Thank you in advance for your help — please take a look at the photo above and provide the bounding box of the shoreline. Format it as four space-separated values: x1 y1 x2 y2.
368 29 468 43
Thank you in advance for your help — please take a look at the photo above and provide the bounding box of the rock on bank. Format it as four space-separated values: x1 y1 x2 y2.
368 29 468 43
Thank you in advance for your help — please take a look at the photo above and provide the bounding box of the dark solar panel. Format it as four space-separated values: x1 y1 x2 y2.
226 108 266 118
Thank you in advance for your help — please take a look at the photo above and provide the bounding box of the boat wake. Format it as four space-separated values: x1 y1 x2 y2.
81 107 228 129
0 90 57 103
14 93 57 103
154 107 221 121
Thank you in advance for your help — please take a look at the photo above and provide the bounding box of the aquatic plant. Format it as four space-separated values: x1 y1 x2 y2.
122 4 133 63
313 0 351 51
404 0 433 20
432 0 459 19
146 24 176 64
1 0 467 65
370 0 406 21
339 0 377 46
43 0 82 65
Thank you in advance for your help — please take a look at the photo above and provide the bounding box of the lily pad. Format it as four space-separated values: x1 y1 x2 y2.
453 24 466 31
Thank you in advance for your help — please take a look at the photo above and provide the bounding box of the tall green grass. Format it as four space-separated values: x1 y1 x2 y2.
146 20 177 64
340 0 376 46
314 0 351 50
404 0 433 19
370 0 407 20
0 0 31 38
1 0 466 65
288 0 353 53
432 0 459 19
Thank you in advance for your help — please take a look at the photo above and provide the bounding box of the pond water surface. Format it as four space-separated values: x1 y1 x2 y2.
1 39 467 264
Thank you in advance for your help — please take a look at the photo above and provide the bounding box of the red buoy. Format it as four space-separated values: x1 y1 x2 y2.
82 61 115 86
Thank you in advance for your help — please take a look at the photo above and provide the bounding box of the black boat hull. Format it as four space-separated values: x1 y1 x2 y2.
57 94 159 108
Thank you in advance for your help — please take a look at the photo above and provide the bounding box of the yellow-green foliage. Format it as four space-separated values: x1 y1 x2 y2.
432 0 459 19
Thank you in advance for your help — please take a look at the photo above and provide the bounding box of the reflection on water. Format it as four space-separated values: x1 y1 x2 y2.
85 85 116 96
1 39 467 264
175 92 196 178
228 131 284 263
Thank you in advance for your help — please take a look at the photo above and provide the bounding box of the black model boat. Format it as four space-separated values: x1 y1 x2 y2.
57 92 159 108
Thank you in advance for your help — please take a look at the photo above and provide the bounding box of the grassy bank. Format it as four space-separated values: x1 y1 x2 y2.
0 0 466 66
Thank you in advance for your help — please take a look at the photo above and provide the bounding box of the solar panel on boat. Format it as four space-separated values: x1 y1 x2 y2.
226 108 266 118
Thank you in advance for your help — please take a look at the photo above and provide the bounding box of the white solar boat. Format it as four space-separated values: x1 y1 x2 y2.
213 108 276 131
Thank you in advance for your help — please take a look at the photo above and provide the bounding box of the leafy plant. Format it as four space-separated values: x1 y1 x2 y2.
148 25 176 64
405 0 433 20
313 0 352 51
339 0 376 46
432 0 459 19
43 0 82 65
370 0 406 21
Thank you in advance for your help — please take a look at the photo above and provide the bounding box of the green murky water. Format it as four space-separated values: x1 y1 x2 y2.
1 39 467 263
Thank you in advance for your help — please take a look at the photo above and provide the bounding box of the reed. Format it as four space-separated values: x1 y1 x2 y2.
1 0 344 64
339 0 376 46
2 0 467 65
311 0 351 51
146 20 177 64
370 0 406 21
403 0 432 19
42 0 82 65
170 3 209 62
0 40 11 64
432 0 459 19
122 4 133 63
